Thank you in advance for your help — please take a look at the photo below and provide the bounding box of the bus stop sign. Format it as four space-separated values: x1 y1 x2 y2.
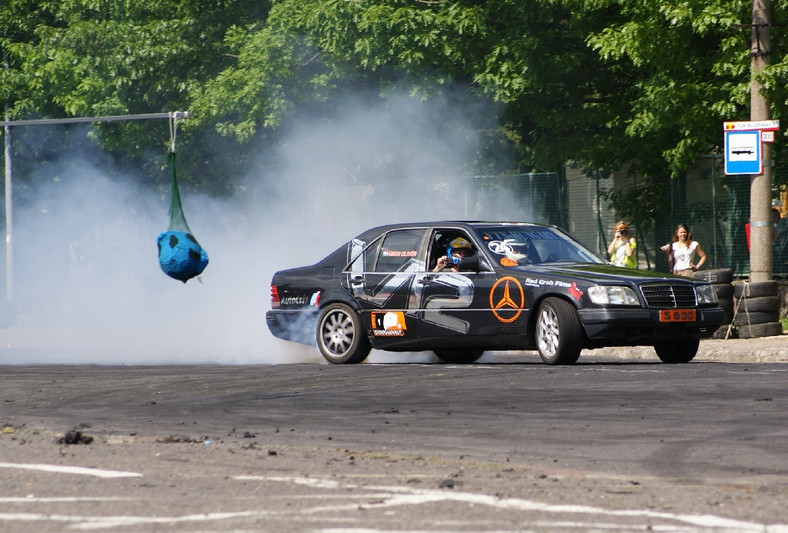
722 120 779 176
724 130 761 175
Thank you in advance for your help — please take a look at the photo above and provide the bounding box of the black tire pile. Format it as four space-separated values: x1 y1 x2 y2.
693 268 735 339
731 279 783 338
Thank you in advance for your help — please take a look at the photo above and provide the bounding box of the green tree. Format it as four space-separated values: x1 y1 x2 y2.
5 0 786 210
2 0 272 193
192 0 762 181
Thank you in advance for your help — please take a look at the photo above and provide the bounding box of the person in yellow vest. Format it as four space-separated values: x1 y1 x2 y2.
607 221 638 268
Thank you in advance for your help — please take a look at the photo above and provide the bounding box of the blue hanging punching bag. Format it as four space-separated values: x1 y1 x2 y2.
158 151 208 283
157 229 208 283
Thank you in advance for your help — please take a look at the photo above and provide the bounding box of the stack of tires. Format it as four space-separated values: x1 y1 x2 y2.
693 268 734 339
731 279 783 338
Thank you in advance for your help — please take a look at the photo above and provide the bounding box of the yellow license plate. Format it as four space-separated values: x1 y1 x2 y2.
660 309 697 322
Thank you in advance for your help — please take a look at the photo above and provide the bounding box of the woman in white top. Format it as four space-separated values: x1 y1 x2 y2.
661 223 707 276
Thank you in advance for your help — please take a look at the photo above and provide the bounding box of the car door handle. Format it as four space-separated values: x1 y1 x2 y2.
418 276 435 285
351 276 364 286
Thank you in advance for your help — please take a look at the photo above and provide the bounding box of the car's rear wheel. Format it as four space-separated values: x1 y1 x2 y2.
434 349 484 364
316 303 371 364
535 298 582 365
654 339 699 363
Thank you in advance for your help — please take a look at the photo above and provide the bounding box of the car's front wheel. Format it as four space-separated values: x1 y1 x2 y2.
316 303 371 364
434 349 484 364
654 339 699 363
535 297 583 365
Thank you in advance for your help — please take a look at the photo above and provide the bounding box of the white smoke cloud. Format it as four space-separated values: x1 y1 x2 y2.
1 90 510 364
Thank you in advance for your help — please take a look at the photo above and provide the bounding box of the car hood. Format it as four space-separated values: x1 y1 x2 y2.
513 263 689 283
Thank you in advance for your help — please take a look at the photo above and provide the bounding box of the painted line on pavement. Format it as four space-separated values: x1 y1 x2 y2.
242 475 788 533
0 462 142 478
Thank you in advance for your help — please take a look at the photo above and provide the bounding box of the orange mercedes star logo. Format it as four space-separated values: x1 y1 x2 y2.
489 276 525 323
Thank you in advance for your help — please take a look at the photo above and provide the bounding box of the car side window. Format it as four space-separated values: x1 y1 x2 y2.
429 230 478 271
374 229 425 272
361 239 382 272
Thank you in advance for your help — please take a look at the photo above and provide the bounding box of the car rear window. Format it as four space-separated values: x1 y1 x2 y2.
375 229 424 272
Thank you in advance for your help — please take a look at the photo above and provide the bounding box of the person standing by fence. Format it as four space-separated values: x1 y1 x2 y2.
607 221 638 268
661 223 707 276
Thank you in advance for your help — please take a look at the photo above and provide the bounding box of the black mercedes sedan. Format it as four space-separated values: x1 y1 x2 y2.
266 221 724 365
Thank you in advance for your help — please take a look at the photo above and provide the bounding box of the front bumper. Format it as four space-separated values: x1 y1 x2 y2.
578 306 726 343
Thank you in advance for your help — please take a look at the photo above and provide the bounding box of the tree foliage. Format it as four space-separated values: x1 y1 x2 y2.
2 0 271 192
3 0 787 197
191 0 765 179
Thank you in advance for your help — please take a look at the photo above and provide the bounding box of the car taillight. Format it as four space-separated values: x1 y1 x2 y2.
270 285 280 308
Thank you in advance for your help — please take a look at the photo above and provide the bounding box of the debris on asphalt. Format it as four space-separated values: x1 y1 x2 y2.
57 428 94 445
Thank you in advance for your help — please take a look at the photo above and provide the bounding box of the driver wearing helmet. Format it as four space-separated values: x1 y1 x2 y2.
433 237 475 272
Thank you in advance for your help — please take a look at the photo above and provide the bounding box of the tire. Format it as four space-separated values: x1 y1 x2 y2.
734 280 778 299
434 349 485 364
654 339 699 364
712 283 733 300
716 296 734 325
738 321 783 339
716 295 733 310
316 303 371 364
735 310 779 326
711 324 733 339
734 295 779 313
693 268 733 284
535 298 583 365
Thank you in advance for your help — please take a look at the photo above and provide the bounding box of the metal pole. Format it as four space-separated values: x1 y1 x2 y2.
0 111 189 128
711 155 718 269
3 106 12 302
3 48 12 304
595 170 605 254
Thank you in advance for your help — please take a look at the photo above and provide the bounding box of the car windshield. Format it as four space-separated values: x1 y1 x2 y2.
474 225 606 266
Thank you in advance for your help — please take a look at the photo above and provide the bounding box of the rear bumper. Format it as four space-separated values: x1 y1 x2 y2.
578 306 726 343
266 309 318 346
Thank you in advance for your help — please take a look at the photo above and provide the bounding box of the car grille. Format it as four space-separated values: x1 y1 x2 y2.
640 283 697 308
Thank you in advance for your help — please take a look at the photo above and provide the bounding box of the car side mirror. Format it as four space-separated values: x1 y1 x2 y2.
457 256 481 273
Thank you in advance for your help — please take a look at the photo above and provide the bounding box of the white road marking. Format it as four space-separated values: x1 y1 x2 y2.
0 462 142 478
246 475 788 533
0 511 263 531
235 475 340 489
0 497 132 503
2 472 785 531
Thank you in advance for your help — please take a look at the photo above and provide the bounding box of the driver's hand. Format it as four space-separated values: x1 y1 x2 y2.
434 256 448 272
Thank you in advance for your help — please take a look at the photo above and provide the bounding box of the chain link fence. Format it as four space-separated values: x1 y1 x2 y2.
564 157 782 278
236 166 773 278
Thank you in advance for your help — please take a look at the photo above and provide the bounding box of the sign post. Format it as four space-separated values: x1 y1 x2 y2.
723 119 780 281
724 130 761 175
723 120 778 176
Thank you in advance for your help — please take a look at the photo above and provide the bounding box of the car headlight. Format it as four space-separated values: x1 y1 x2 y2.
695 283 718 305
588 285 640 306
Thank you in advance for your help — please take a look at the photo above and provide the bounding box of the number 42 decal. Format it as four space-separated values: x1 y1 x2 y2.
410 273 474 334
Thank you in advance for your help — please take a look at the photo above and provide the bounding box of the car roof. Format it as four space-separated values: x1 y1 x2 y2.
358 221 552 236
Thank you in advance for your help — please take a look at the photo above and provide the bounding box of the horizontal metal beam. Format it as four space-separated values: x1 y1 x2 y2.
1 111 189 128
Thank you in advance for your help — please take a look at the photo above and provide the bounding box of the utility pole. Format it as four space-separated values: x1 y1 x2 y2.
750 0 773 283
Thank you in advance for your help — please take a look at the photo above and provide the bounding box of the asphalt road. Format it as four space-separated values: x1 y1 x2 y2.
2 349 788 532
